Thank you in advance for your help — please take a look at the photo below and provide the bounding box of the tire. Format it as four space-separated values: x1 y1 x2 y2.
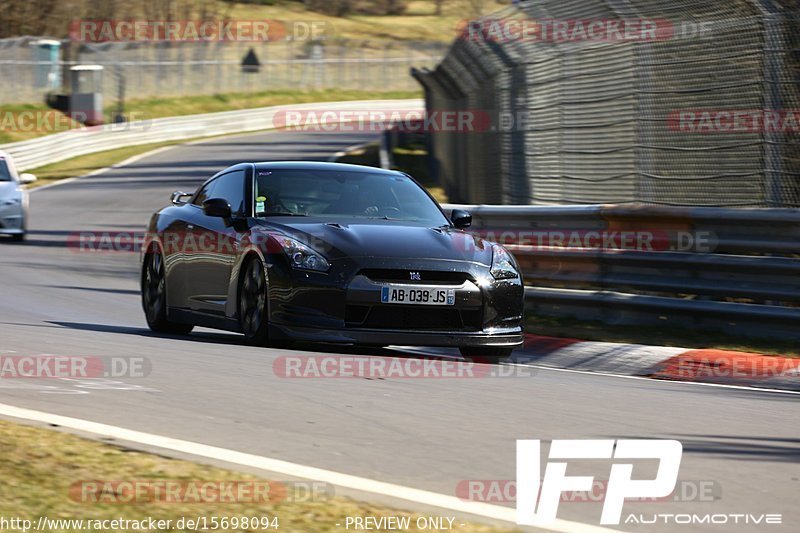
459 346 514 365
141 250 194 335
14 212 27 242
239 256 270 345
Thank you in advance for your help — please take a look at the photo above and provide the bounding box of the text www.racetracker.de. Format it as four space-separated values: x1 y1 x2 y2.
0 515 280 532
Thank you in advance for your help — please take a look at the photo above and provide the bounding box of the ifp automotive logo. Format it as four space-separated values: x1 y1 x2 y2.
516 439 682 526
516 440 784 527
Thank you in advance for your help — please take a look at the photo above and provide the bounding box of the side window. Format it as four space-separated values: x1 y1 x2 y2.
0 159 12 182
192 179 216 206
209 170 246 216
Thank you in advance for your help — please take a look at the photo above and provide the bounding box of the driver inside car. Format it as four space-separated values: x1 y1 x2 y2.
255 181 286 215
357 182 399 217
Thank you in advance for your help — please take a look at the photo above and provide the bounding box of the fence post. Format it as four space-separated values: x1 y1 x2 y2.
754 2 786 207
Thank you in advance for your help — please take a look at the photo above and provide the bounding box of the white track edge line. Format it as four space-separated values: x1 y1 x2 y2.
0 402 617 533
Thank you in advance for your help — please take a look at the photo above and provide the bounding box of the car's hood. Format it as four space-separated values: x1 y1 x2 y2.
0 181 21 200
253 217 494 266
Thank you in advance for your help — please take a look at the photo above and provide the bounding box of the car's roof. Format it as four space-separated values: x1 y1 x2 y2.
251 161 403 175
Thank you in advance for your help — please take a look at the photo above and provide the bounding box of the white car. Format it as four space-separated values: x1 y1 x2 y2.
0 150 36 242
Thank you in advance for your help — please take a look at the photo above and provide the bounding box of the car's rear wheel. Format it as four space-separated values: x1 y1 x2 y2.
142 250 193 335
239 257 270 345
459 347 514 365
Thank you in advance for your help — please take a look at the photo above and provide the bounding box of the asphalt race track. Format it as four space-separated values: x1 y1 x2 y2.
0 130 798 532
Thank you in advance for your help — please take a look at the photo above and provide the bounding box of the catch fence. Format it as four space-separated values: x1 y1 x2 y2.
416 1 800 207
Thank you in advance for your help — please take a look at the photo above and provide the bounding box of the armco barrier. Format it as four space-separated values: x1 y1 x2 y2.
0 99 423 172
444 203 800 341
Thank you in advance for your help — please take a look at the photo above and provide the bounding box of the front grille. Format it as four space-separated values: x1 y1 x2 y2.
358 269 473 285
346 305 483 331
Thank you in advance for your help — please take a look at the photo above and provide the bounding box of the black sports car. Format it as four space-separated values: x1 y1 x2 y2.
140 162 524 363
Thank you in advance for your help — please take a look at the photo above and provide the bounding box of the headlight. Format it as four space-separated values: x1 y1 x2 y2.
270 234 330 272
1 198 21 206
490 244 519 280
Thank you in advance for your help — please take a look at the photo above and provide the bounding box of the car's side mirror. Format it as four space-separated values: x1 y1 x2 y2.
203 198 232 218
19 173 37 185
451 209 472 229
171 191 192 205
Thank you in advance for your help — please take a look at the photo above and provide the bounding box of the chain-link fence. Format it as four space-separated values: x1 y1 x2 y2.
0 37 445 105
414 0 800 207
0 36 62 106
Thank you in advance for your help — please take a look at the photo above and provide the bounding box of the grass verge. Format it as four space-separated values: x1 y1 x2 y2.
0 103 83 144
0 420 515 533
119 89 421 124
26 142 181 188
228 0 502 43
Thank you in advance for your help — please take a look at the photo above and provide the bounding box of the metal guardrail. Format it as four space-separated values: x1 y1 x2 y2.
444 203 800 340
0 99 424 172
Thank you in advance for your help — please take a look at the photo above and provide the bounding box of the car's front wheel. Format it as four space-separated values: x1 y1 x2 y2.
459 347 514 365
239 257 270 345
142 250 193 335
10 233 24 242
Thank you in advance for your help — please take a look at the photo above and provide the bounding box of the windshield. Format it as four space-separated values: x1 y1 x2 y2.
254 169 449 226
0 159 11 182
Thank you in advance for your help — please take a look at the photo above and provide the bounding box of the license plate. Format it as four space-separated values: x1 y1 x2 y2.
381 286 455 306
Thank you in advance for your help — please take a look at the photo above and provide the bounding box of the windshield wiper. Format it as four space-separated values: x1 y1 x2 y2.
366 216 412 221
259 213 309 217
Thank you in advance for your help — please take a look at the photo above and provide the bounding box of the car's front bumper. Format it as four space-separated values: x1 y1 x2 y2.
269 323 523 347
264 256 524 348
0 202 24 234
